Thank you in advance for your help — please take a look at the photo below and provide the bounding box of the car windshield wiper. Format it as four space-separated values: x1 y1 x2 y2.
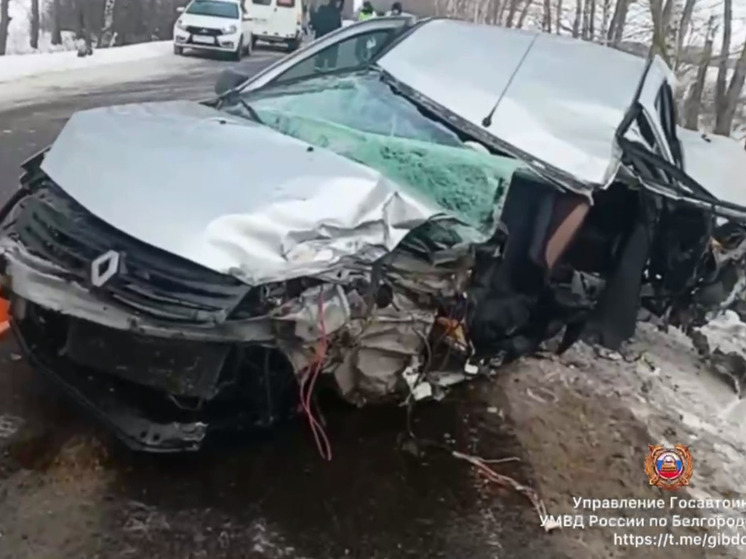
220 91 264 125
233 97 264 124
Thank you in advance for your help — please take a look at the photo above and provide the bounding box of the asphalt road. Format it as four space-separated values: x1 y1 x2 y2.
0 48 281 202
0 46 571 559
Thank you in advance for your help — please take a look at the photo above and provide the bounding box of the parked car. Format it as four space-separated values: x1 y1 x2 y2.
3 17 745 452
173 0 254 60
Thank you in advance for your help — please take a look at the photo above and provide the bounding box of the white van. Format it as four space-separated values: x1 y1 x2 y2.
173 0 254 60
248 0 304 52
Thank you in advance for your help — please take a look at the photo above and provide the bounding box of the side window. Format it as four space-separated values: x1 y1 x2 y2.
252 0 271 5
273 29 395 85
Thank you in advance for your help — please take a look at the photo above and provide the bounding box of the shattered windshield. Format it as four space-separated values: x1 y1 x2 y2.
229 72 526 235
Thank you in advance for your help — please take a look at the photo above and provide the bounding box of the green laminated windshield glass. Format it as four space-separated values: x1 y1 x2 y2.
236 73 526 236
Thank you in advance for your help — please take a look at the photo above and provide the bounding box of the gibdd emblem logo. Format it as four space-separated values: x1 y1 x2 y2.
645 444 693 490
91 250 120 287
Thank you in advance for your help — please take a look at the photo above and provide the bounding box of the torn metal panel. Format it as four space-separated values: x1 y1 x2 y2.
40 100 442 286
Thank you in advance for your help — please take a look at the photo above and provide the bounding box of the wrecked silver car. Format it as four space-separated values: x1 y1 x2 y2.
2 17 745 452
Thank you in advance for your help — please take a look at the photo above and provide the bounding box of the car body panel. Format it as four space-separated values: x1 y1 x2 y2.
39 100 440 286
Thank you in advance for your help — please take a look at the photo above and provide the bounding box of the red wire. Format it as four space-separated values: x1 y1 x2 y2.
298 289 333 461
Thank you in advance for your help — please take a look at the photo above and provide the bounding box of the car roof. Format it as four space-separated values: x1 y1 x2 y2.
377 19 673 190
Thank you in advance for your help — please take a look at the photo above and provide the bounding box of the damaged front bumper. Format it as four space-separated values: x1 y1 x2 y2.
3 241 300 452
0 169 474 453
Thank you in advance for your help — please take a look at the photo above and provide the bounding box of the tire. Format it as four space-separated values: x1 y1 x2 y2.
287 37 299 52
232 37 243 61
251 35 258 50
173 45 183 55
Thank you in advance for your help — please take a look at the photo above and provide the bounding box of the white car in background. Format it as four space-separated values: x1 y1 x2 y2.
173 0 254 60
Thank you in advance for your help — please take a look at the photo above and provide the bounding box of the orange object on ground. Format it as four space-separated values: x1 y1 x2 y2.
0 297 9 337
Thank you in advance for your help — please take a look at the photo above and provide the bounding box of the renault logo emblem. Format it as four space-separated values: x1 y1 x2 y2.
91 250 120 287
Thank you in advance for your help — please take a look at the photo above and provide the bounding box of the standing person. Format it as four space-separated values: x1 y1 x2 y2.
312 0 344 70
357 1 376 21
387 1 402 15
311 0 343 39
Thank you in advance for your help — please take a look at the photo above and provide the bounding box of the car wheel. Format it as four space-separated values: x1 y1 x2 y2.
232 37 243 61
173 45 184 55
287 37 299 52
251 35 258 50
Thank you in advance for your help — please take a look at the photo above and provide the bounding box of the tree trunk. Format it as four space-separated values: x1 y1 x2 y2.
555 0 562 33
0 0 10 56
600 0 610 44
52 0 63 45
649 0 674 64
572 0 582 37
517 0 532 28
588 0 596 39
715 0 733 132
505 0 521 27
99 0 117 47
581 0 588 39
77 2 92 51
673 0 696 69
543 0 552 32
715 39 746 135
30 0 40 49
607 0 630 46
683 20 714 130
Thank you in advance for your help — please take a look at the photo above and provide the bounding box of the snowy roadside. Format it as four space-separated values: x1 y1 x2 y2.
0 41 173 84
494 319 746 555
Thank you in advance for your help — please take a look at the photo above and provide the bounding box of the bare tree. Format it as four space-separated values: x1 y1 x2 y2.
504 0 521 27
0 0 10 55
683 17 715 130
600 0 611 43
30 0 40 49
714 0 733 132
52 0 63 45
543 0 552 32
607 0 631 46
555 0 563 34
715 41 746 135
649 0 674 64
572 0 582 37
99 0 117 47
517 0 532 28
580 0 593 41
673 0 696 69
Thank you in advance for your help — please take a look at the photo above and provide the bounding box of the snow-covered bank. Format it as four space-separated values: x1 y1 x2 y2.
0 41 173 84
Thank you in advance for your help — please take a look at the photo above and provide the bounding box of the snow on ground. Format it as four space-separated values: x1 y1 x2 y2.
553 321 746 531
0 40 173 84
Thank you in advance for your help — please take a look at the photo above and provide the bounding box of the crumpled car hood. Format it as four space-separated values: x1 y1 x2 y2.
40 100 440 285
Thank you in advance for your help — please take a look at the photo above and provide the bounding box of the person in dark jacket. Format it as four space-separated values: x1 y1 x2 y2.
389 1 402 14
311 0 344 70
311 0 344 39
